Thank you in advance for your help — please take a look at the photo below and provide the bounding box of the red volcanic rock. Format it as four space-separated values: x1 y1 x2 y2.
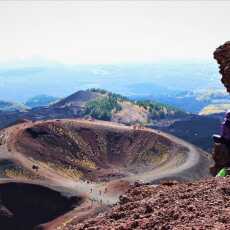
63 177 230 229
211 42 230 175
214 41 230 92
210 143 230 176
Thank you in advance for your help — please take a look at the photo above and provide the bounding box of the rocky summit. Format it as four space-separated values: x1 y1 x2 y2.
63 177 230 230
214 41 230 93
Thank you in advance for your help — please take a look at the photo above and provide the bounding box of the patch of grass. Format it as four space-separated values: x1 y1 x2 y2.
46 162 83 180
74 159 96 170
0 159 41 180
87 88 186 121
84 96 122 120
2 168 40 180
199 103 230 115
131 143 170 165
135 100 186 119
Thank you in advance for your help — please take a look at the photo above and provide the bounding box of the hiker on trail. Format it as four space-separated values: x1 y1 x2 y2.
90 199 94 208
213 110 230 147
32 165 39 172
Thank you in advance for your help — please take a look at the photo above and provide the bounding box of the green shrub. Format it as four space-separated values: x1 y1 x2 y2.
84 96 122 120
86 88 185 120
135 100 185 119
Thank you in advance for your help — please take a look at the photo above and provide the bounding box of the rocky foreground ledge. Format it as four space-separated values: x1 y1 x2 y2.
63 177 230 230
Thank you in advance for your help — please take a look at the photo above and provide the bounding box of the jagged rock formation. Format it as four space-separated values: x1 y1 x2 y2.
210 143 230 176
214 41 230 92
63 177 230 229
211 42 230 175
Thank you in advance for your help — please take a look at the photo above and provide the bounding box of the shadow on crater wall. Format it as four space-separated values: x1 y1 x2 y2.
0 182 81 230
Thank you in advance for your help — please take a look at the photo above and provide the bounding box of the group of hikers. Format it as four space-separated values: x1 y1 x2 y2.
213 110 230 177
89 186 109 207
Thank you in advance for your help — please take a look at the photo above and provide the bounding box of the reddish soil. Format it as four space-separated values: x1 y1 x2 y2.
0 119 212 229
14 119 185 181
65 177 230 230
214 41 230 93
104 180 131 196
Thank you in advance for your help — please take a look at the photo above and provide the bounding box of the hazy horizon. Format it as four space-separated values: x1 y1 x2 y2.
0 61 221 102
0 1 228 105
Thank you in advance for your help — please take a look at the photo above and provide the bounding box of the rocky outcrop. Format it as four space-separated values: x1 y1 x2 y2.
210 42 230 175
208 43 230 175
63 177 230 229
210 143 230 176
214 41 230 92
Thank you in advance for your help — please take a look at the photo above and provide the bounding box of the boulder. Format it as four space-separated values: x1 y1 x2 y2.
211 42 230 176
214 41 230 92
210 143 230 176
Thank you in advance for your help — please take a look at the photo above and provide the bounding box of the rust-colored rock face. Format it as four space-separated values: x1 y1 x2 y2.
63 177 230 229
210 143 230 176
210 42 230 175
214 41 230 92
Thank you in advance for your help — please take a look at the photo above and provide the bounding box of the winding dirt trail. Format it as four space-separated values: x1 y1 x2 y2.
0 119 212 229
126 128 210 183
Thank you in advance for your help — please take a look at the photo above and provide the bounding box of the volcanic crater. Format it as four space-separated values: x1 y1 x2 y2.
0 119 211 229
15 120 188 182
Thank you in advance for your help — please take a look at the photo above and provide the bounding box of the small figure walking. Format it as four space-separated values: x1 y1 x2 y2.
32 165 39 172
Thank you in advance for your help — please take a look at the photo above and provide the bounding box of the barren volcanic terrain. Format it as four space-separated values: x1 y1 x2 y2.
0 119 211 229
15 120 193 181
66 177 230 230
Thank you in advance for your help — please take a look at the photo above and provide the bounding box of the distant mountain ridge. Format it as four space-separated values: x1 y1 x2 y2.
133 88 230 114
25 95 59 108
0 89 185 128
0 89 223 152
0 61 219 102
0 100 28 112
52 90 101 108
